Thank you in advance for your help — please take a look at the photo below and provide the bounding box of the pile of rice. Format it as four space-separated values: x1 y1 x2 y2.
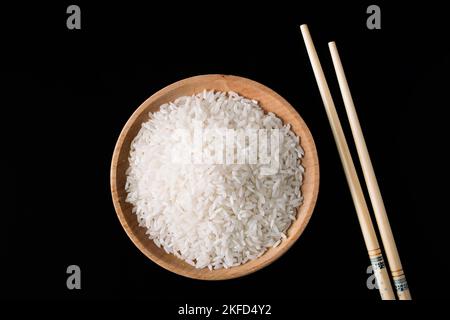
125 90 304 269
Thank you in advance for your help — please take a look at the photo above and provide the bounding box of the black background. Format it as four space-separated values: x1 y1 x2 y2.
2 0 449 304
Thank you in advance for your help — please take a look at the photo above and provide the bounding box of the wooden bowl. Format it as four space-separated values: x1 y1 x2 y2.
111 74 319 280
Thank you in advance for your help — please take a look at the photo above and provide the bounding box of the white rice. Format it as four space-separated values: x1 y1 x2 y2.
125 90 304 269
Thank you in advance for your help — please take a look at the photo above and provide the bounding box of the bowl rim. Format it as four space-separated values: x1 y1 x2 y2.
110 74 320 280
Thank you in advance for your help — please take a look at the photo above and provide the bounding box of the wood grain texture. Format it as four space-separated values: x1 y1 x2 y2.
110 74 319 280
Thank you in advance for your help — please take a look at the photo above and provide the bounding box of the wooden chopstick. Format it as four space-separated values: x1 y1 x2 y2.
300 24 396 300
328 42 411 300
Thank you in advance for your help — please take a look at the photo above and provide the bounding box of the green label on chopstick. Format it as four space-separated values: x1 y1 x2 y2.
394 277 409 292
370 255 386 271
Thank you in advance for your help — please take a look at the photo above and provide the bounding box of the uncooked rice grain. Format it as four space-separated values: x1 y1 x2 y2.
125 90 304 269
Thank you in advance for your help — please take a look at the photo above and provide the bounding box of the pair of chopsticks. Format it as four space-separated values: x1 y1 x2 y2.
300 24 411 300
